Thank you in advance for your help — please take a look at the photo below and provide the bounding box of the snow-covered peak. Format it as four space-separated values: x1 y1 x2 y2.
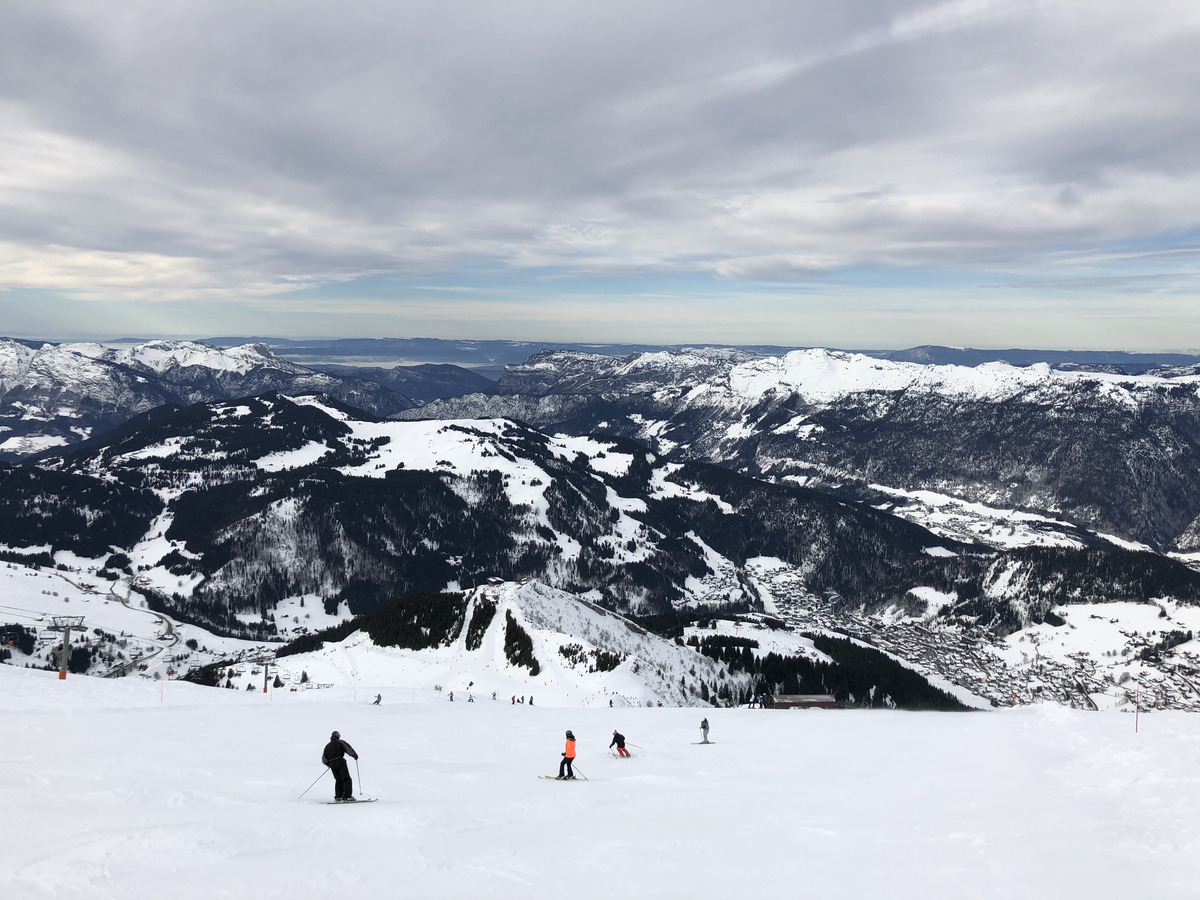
115 340 294 375
0 339 42 392
1 339 301 398
726 347 1189 404
47 341 109 360
616 347 755 374
523 350 612 370
24 342 150 392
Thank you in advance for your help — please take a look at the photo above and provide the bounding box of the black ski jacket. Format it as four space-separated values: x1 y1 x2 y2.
322 738 359 766
609 732 626 749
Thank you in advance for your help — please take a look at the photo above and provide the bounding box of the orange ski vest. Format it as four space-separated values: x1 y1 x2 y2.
564 739 576 758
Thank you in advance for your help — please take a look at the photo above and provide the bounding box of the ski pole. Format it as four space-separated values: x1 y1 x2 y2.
299 767 329 799
355 758 362 796
629 742 644 749
573 765 588 781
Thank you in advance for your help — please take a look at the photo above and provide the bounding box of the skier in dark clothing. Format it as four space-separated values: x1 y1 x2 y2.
609 730 631 757
322 730 360 801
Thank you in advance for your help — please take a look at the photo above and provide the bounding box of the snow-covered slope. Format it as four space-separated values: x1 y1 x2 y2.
6 663 1200 900
271 581 739 708
0 553 274 680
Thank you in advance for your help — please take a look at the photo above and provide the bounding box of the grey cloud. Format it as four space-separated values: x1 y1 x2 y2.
0 0 1198 309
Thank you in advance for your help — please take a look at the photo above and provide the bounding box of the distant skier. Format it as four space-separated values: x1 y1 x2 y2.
700 717 710 744
610 730 631 757
557 730 577 779
529 695 533 706
322 730 360 801
373 693 381 706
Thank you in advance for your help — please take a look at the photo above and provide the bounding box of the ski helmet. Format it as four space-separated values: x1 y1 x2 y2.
565 730 574 739
331 731 340 739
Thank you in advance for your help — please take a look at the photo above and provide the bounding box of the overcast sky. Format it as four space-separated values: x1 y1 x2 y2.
2 0 1199 350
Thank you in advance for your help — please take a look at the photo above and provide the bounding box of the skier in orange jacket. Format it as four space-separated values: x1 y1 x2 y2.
557 730 577 779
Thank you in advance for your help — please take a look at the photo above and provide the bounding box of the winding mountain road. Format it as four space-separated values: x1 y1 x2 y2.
101 578 181 678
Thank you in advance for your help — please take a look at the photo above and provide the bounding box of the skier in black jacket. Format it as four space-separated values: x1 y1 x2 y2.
609 730 631 757
322 731 360 801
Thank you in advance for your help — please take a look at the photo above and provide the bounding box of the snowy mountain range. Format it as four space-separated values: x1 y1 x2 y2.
14 391 973 625
203 335 803 377
0 339 488 461
405 347 1200 552
3 387 1200 710
10 337 1200 556
206 335 1200 376
5 339 1200 709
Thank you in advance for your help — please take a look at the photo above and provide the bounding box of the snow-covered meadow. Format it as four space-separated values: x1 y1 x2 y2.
4 665 1198 900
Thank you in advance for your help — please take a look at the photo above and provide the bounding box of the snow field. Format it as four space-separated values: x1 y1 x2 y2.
4 665 1199 900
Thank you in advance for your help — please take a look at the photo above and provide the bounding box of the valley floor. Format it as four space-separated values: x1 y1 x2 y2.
3 666 1198 899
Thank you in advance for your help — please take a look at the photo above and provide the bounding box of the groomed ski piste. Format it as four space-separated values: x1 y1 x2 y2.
5 663 1200 900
